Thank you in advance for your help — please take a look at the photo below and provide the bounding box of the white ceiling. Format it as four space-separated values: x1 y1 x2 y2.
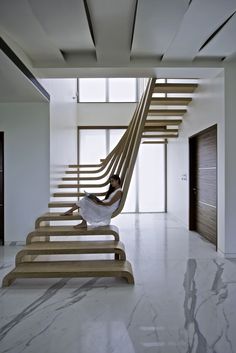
0 0 236 100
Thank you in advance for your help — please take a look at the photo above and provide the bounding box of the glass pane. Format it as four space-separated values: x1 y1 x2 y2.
123 166 137 212
109 129 125 152
79 130 106 164
109 128 136 212
109 78 136 102
79 79 106 102
138 144 165 212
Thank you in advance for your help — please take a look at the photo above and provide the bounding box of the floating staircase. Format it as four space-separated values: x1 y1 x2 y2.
2 79 198 287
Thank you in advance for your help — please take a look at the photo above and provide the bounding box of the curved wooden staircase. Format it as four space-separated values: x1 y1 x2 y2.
2 78 198 287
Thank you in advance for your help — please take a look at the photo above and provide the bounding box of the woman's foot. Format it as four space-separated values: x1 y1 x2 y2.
73 221 87 229
62 211 73 216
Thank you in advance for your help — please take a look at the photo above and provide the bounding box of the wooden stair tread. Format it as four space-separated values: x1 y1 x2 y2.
31 224 119 233
58 183 107 188
23 240 124 251
53 192 105 197
69 164 101 168
31 224 119 235
16 241 126 263
53 192 84 197
39 212 77 216
27 225 120 243
49 201 78 208
142 134 178 139
34 212 82 228
65 170 103 174
145 119 182 126
142 141 168 144
58 184 106 189
148 109 187 116
150 97 192 105
154 83 198 93
144 127 178 132
62 177 104 181
2 260 134 285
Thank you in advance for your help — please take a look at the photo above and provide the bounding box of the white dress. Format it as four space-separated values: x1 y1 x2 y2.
76 188 122 226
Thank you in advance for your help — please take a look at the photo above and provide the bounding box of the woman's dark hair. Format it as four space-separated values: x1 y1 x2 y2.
105 174 121 200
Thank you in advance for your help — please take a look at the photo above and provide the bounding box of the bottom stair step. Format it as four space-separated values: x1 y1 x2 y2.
2 260 134 286
16 240 126 264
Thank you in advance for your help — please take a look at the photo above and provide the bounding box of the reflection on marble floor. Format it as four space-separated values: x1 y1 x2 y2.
0 213 236 353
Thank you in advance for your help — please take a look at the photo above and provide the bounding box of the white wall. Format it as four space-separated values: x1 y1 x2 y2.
167 72 225 249
77 103 136 126
224 64 236 257
0 103 50 242
40 79 77 198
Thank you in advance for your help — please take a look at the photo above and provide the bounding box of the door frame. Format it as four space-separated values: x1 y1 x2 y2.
189 124 218 249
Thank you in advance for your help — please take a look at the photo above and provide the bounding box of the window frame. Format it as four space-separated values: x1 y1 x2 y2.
77 78 139 103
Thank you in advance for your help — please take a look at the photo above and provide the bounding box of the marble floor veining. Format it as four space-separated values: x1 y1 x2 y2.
0 213 236 353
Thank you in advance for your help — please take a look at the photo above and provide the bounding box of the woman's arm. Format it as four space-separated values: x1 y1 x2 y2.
94 190 122 206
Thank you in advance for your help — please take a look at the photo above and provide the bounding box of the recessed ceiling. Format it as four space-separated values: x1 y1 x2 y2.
0 0 235 79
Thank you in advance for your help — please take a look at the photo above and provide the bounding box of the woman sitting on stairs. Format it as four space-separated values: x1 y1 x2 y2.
62 174 123 228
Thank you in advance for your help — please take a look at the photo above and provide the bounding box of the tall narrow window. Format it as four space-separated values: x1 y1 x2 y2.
138 144 165 212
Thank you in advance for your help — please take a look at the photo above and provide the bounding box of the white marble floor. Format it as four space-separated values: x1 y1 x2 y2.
1 213 236 353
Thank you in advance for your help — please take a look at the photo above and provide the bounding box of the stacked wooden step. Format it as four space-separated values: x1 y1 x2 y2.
3 261 134 287
36 78 157 215
3 79 199 286
143 80 198 144
2 225 134 286
1 78 157 287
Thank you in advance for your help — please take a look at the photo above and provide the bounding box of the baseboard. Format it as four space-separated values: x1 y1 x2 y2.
4 241 25 246
217 248 236 259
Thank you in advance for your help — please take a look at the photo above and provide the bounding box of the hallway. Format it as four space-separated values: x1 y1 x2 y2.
0 213 236 353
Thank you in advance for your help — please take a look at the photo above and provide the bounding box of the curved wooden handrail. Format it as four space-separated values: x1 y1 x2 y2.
43 78 155 218
60 100 144 188
59 79 155 198
63 104 140 180
113 78 156 217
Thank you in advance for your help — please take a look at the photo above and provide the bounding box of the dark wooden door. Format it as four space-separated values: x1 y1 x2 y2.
0 132 4 245
189 125 217 246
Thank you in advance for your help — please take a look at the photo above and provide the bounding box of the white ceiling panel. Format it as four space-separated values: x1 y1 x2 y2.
86 0 137 64
197 13 236 59
27 0 95 51
0 0 234 76
0 0 64 64
131 0 189 58
162 0 236 61
0 50 48 102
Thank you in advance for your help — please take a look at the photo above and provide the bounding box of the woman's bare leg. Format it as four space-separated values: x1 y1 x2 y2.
62 204 79 216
